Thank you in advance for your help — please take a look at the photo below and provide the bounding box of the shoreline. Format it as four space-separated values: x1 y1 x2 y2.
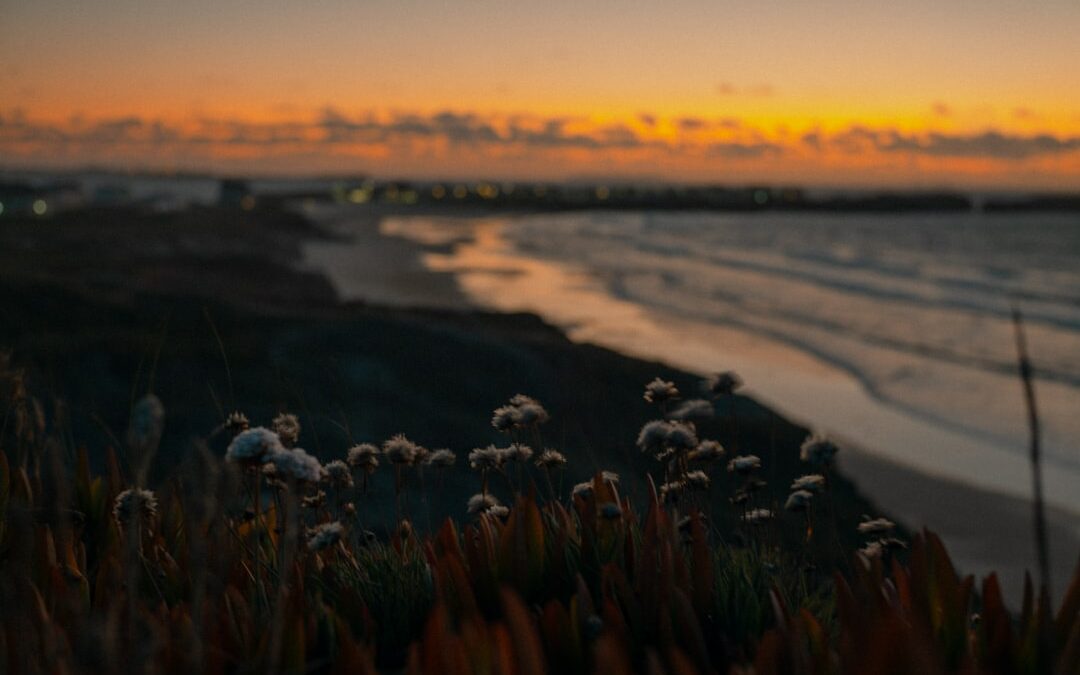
298 201 1080 600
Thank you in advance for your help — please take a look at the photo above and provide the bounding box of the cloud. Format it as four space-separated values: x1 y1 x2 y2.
820 126 1080 159
882 130 1080 159
705 140 783 159
715 82 773 97
3 108 1079 179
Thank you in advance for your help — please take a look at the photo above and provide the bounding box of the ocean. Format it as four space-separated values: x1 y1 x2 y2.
366 209 1080 517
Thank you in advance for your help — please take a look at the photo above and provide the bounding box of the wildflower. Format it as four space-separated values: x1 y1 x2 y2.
880 537 907 550
127 394 165 450
791 474 826 492
268 446 325 483
425 449 457 467
307 522 344 551
571 481 593 498
659 480 686 503
741 508 773 524
858 541 884 560
324 460 354 489
705 371 743 397
225 411 250 436
684 470 711 489
113 488 158 528
669 399 714 421
644 377 680 404
800 433 839 465
504 443 534 463
346 443 380 472
746 479 768 493
637 420 698 457
469 445 507 471
600 470 620 484
412 445 430 464
491 406 518 432
599 502 622 520
785 490 814 512
534 449 567 468
383 434 421 465
398 520 413 540
727 455 762 474
689 440 725 462
487 505 510 518
262 463 287 490
301 490 327 509
467 493 504 515
492 394 550 432
272 413 301 448
343 502 356 516
514 400 549 426
226 427 284 465
637 420 672 455
666 422 699 450
857 517 895 535
730 490 749 505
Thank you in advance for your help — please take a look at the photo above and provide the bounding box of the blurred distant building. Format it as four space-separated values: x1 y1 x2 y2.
218 178 256 209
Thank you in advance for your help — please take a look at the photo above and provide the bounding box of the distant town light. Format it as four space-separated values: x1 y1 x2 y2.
595 186 610 200
431 184 446 199
453 185 468 199
33 199 48 216
348 188 370 204
240 195 256 211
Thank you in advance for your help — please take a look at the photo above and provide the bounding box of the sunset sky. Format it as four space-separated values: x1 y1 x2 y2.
3 0 1079 188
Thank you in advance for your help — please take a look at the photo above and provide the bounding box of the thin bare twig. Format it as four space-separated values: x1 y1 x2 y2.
1012 307 1050 600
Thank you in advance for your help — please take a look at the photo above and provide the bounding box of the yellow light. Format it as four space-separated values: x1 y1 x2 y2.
32 199 47 216
431 184 446 199
453 185 468 199
595 186 610 200
348 188 370 203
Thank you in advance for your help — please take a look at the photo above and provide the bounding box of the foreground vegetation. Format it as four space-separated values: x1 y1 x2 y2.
0 365 1077 674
